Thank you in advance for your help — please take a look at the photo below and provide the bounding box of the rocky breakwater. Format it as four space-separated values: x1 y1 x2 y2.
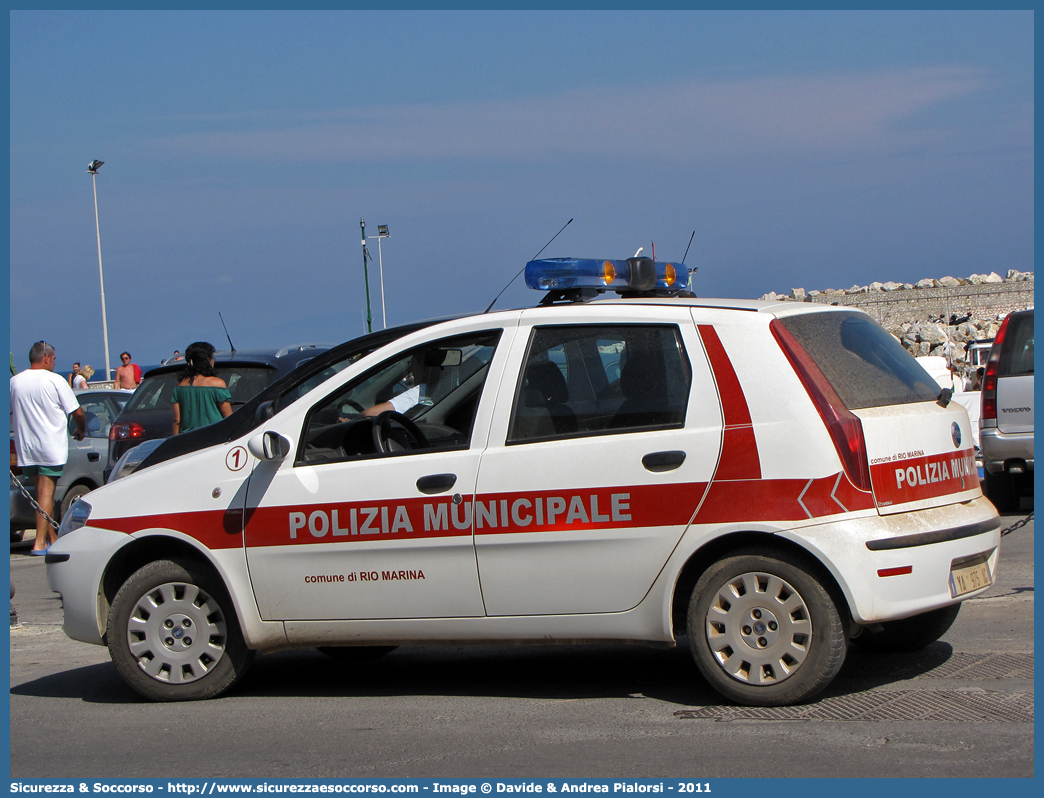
760 270 1034 376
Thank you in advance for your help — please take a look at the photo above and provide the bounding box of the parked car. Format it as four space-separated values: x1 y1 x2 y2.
11 388 132 542
105 345 332 478
979 308 1034 511
49 255 999 706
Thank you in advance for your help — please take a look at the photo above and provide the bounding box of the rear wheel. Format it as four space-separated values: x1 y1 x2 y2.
984 469 1019 512
688 552 847 706
853 604 961 653
59 483 92 520
107 558 254 701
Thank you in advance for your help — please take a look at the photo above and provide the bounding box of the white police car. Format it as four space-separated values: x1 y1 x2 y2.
48 255 1000 705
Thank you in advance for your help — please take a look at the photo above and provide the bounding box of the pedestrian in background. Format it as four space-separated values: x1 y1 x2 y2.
74 364 94 389
10 341 86 555
68 362 81 388
172 342 232 434
113 351 142 389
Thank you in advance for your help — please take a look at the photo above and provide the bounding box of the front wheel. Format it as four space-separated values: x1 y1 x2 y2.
688 552 847 706
107 558 254 701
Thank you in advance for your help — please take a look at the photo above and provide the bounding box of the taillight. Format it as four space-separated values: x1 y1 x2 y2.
770 319 872 492
10 439 21 476
109 422 146 441
979 315 1010 421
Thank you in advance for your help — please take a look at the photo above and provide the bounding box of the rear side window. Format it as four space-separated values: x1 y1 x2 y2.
998 312 1033 377
777 312 939 410
122 366 278 412
508 324 691 442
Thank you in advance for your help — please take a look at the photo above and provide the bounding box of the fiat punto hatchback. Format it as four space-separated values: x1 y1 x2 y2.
48 256 1000 706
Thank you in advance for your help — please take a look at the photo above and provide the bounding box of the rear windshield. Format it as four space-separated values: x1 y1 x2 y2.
122 366 279 412
999 312 1033 377
778 311 940 410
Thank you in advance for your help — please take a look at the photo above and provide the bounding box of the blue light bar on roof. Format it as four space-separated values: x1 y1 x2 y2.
525 257 689 294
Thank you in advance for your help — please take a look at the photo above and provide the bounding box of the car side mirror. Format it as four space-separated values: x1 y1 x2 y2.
248 431 293 461
254 400 275 424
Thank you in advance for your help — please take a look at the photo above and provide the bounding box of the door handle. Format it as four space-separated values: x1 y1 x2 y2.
417 473 457 495
642 451 686 472
87 452 100 462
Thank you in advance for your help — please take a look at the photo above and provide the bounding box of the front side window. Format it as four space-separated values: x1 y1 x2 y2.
508 325 691 443
299 331 502 465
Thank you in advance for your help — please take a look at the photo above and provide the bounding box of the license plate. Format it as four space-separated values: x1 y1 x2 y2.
950 558 992 597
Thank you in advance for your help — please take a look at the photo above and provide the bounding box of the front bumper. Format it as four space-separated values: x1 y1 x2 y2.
46 526 132 646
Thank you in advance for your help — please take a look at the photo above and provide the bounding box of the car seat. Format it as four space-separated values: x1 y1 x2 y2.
513 361 577 439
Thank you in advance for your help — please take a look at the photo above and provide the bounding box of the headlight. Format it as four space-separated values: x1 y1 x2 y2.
108 438 165 483
57 499 91 537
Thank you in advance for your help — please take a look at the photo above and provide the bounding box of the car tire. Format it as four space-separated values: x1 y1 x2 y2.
984 470 1019 512
10 526 25 544
688 551 847 706
59 483 92 521
853 604 961 653
317 646 398 661
107 558 254 701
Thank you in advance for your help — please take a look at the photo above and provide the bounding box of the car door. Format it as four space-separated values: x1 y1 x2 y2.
65 392 123 486
472 306 723 616
242 323 515 621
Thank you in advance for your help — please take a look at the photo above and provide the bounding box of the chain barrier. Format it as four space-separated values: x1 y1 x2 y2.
1000 512 1033 537
9 469 60 531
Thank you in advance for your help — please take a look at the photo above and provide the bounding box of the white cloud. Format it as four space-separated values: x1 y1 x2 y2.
147 66 992 164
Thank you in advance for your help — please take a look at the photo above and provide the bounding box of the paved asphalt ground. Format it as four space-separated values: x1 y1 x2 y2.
8 505 1034 780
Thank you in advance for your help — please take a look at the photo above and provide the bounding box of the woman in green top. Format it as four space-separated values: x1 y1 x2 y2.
171 341 233 434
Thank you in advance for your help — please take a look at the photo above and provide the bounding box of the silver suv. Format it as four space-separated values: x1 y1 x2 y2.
979 308 1033 511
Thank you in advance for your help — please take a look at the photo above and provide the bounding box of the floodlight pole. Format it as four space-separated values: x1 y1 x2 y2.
359 218 373 334
88 163 112 383
377 233 387 330
366 225 391 329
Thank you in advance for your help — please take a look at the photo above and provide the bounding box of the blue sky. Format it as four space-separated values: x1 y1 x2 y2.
8 10 1034 377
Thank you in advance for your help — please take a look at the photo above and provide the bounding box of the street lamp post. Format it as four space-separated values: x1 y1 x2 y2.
359 218 373 334
87 160 111 383
366 224 391 329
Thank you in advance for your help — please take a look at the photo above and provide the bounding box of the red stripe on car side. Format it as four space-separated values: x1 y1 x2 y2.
697 325 762 481
89 471 867 548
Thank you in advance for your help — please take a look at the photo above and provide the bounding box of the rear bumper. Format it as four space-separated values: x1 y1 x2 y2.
785 496 1001 625
979 427 1034 473
10 485 36 528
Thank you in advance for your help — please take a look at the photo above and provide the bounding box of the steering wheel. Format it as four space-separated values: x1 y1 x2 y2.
372 410 430 453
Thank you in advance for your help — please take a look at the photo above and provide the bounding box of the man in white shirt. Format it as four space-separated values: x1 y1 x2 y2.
10 341 86 554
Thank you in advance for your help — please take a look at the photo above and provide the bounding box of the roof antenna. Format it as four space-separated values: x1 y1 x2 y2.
218 312 236 353
681 230 695 263
484 218 573 313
